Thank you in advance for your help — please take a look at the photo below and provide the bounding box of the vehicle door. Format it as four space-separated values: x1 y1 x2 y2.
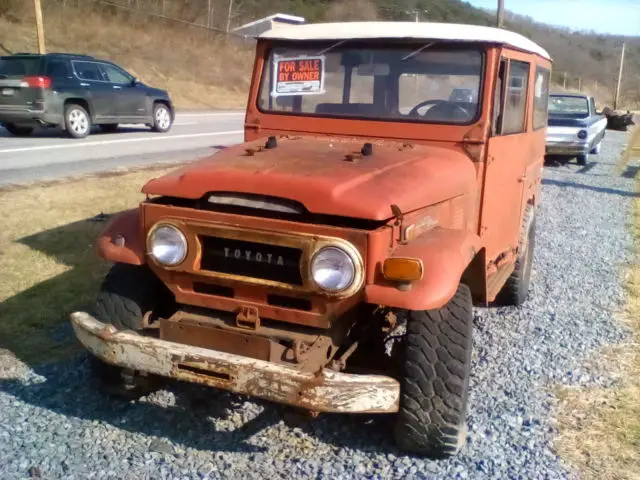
71 60 117 121
481 55 532 264
99 62 148 121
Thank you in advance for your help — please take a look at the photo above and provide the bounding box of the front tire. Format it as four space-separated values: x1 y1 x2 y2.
151 103 172 133
576 153 588 166
64 104 91 138
4 123 34 136
394 284 473 458
91 263 170 398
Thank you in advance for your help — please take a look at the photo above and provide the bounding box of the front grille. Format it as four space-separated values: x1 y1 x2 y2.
199 236 303 285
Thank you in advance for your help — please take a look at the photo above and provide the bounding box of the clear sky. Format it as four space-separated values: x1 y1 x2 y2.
465 0 640 36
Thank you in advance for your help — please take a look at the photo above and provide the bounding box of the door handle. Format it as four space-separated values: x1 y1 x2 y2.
80 82 90 87
113 85 122 90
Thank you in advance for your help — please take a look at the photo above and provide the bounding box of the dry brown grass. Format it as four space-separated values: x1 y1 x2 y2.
0 166 177 365
554 136 640 480
0 2 253 109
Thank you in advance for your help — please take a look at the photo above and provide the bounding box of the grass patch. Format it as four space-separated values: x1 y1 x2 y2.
555 141 640 479
0 166 176 365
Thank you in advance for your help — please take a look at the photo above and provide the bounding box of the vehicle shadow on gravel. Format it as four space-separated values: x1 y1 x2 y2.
0 356 396 455
542 178 640 198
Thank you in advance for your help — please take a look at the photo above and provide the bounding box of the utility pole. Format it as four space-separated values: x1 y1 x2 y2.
207 0 212 28
563 71 567 89
405 9 427 23
226 0 234 33
497 0 505 28
614 42 626 110
33 0 45 54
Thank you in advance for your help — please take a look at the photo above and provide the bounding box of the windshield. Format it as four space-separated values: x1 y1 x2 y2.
548 95 589 116
0 56 42 77
258 45 483 125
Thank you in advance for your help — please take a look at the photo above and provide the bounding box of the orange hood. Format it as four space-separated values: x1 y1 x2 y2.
142 136 477 221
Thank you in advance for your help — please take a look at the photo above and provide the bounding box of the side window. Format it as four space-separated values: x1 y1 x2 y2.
100 63 132 85
533 66 550 130
72 61 105 82
502 60 530 134
492 60 506 135
46 59 71 78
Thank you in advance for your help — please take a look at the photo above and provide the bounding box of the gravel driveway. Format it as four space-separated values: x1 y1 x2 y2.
0 131 636 479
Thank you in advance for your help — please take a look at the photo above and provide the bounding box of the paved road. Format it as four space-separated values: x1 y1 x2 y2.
0 111 245 187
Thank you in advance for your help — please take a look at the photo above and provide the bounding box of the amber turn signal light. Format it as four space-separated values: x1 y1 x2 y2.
382 257 424 282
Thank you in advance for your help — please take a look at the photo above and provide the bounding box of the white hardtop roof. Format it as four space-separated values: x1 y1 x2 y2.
259 21 551 60
232 13 305 32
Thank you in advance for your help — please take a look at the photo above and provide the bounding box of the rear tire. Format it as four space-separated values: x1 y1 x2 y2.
100 123 119 133
496 207 536 306
576 153 588 166
91 263 170 398
394 284 473 458
590 141 602 155
64 103 91 139
4 123 34 137
151 103 172 133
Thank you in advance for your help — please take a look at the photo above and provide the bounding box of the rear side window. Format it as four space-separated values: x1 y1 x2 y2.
0 57 42 76
46 59 71 78
72 61 106 81
532 66 550 130
502 60 530 134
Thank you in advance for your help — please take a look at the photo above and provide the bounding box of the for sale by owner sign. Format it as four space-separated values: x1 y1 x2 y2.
272 56 325 96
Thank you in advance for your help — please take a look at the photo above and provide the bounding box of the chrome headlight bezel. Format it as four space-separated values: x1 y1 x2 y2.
147 223 188 267
310 245 361 294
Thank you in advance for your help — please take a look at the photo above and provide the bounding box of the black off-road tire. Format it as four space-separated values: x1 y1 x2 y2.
394 284 473 458
496 207 536 306
4 123 34 136
100 123 119 133
91 263 169 398
94 263 166 331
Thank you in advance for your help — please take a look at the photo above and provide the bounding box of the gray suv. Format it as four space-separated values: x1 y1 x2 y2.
0 53 174 138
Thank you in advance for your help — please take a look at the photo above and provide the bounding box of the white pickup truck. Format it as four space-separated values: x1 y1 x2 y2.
545 93 607 165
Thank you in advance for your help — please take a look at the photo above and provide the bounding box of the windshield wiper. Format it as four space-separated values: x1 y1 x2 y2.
315 40 348 56
401 42 436 62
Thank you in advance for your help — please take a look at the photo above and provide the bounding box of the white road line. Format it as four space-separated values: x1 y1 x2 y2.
0 130 244 154
177 112 245 117
173 121 198 126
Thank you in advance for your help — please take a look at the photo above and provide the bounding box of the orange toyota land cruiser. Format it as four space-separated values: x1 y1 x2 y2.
70 22 552 458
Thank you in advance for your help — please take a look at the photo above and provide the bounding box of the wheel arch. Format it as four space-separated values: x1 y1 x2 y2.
97 209 146 265
365 228 482 311
64 97 92 118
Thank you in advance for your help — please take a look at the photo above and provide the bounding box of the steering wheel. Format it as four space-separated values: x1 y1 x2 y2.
408 99 471 119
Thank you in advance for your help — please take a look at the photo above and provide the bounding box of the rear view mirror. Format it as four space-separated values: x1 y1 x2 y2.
131 77 141 86
356 64 390 76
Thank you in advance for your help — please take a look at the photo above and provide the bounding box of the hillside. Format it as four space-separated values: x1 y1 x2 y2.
1 0 638 109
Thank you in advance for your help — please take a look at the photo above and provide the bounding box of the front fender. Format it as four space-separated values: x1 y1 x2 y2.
97 209 145 265
365 228 480 311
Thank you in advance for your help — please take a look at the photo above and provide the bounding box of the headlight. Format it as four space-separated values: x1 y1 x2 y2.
577 130 588 139
149 224 187 266
311 246 356 292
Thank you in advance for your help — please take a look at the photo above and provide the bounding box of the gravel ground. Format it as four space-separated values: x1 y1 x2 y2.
0 130 636 479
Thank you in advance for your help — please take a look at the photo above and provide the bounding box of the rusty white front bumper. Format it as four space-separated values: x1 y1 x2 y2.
69 312 400 414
